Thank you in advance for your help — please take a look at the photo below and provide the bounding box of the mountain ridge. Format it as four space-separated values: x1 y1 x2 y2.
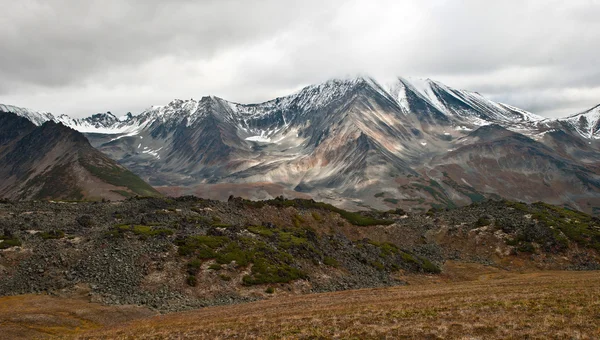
3 76 600 214
0 111 161 201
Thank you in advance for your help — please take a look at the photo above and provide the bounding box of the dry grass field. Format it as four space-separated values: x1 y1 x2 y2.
1 268 599 339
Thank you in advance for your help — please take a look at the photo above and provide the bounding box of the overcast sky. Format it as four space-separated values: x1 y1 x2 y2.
1 0 599 118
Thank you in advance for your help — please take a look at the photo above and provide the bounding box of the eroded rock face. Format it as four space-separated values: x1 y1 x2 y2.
0 197 598 312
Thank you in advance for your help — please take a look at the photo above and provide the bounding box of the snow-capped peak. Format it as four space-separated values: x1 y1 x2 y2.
0 103 55 126
2 76 589 141
558 104 600 139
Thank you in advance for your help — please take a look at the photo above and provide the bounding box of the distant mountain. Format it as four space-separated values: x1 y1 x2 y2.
4 76 600 214
555 104 600 139
0 111 160 200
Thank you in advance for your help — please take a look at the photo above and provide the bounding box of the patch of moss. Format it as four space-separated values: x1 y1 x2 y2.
208 263 222 270
175 234 307 286
241 197 394 226
107 224 174 239
504 201 600 253
215 242 251 266
174 235 229 256
277 231 308 249
474 217 491 227
368 240 400 257
371 261 385 271
242 258 306 285
0 237 21 249
311 212 322 221
211 223 233 228
323 256 339 267
420 257 441 274
187 259 202 275
186 275 197 287
39 230 65 240
248 225 275 237
292 214 305 228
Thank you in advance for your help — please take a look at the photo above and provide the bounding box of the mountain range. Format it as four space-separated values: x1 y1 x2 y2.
2 76 600 214
0 111 160 200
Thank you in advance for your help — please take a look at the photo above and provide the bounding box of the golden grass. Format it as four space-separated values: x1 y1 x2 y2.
73 270 600 339
2 270 599 339
0 294 154 339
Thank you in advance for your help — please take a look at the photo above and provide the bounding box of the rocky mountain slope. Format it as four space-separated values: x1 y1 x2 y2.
0 197 598 311
0 111 160 200
3 76 600 214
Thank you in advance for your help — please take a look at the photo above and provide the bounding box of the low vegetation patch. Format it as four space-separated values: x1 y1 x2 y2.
501 201 600 253
323 256 339 267
80 156 160 197
106 224 174 239
0 235 21 249
38 230 65 240
239 197 394 226
365 240 441 274
174 233 308 286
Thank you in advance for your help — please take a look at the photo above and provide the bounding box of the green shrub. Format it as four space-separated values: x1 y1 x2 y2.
242 198 394 226
475 217 491 227
175 235 228 253
401 252 418 264
0 238 21 249
248 225 275 237
242 258 306 286
208 263 222 270
186 275 197 287
323 256 339 267
107 224 174 239
219 274 231 281
371 261 385 271
311 212 322 221
211 223 232 228
187 259 202 275
196 246 216 259
175 228 312 286
39 230 65 240
215 242 251 266
368 240 399 257
265 287 275 294
277 231 308 249
517 242 536 254
420 258 441 274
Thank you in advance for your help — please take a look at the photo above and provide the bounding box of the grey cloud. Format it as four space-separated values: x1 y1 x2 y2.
1 0 599 118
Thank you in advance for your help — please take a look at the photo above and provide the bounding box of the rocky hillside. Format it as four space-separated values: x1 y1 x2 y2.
0 197 598 311
0 111 160 201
